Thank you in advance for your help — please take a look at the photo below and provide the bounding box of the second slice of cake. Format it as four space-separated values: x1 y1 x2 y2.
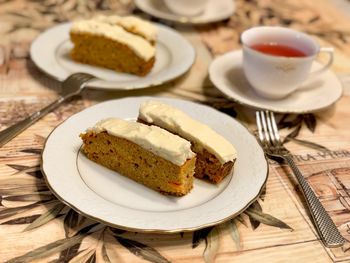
80 118 196 196
138 101 237 183
70 15 157 76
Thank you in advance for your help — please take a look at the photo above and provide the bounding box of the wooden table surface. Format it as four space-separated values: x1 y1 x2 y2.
1 0 350 262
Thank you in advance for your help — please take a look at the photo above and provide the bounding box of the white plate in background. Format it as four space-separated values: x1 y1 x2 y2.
30 23 195 90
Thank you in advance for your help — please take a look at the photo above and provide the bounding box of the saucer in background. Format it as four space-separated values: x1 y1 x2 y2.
209 50 343 113
135 0 235 25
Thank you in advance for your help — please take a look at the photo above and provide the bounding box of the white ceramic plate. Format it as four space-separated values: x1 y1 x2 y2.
135 0 235 25
209 50 343 113
30 23 195 90
42 97 268 233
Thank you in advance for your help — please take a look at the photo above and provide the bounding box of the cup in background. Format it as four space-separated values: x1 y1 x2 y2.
241 26 334 99
163 0 209 17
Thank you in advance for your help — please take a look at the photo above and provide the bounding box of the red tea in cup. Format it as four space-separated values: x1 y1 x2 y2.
241 26 334 99
250 43 307 57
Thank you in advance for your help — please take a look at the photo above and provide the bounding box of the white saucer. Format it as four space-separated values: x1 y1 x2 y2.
135 0 235 25
209 50 343 113
30 22 195 90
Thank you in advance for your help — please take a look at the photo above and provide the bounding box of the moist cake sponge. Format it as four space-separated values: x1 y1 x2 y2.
80 118 196 196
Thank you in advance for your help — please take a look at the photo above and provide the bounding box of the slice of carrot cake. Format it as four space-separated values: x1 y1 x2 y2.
70 15 157 76
138 100 237 183
80 118 196 196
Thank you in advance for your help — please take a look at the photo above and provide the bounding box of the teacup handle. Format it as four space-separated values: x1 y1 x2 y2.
308 47 334 79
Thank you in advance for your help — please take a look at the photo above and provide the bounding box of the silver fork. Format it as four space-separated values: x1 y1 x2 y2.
0 73 95 148
256 110 345 248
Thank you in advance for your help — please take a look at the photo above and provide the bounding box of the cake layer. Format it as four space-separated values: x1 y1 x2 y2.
81 131 195 196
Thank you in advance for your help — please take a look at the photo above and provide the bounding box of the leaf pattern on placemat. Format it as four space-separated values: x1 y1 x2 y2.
200 0 350 56
0 122 294 263
278 114 304 130
109 227 127 236
275 113 332 151
192 226 215 248
0 200 51 220
1 214 41 225
23 202 65 231
34 134 46 145
57 243 82 263
114 235 171 263
6 235 85 263
103 230 125 262
0 185 48 196
304 114 316 133
84 251 96 263
68 249 95 263
20 148 42 155
286 137 330 152
64 208 86 238
227 220 241 250
6 164 43 178
101 244 112 263
0 0 134 36
204 99 238 118
245 208 293 230
203 226 219 263
235 214 248 227
3 193 53 202
260 186 267 201
247 201 263 230
7 223 103 262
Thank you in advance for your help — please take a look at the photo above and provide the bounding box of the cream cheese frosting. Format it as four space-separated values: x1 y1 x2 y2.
89 118 195 166
95 15 157 43
70 19 155 61
139 100 237 164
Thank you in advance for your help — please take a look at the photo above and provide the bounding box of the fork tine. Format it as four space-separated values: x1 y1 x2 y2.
63 73 94 85
270 112 281 141
265 111 276 144
259 111 271 144
256 111 264 142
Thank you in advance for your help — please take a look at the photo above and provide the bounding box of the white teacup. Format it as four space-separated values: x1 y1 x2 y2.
241 26 334 99
163 0 209 17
